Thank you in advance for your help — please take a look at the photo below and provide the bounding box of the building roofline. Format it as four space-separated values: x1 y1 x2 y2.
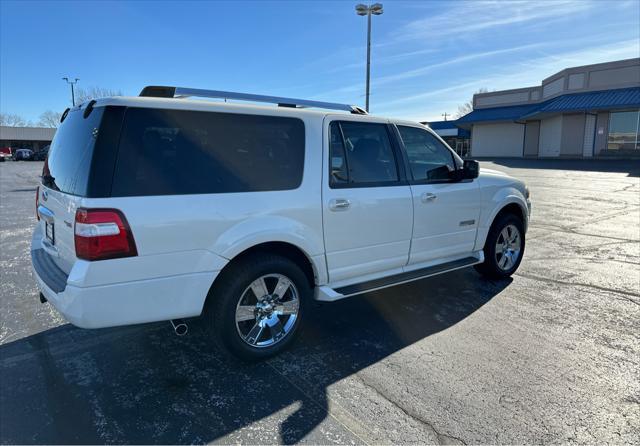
0 126 57 132
473 57 640 104
461 86 640 125
541 57 640 84
474 85 538 99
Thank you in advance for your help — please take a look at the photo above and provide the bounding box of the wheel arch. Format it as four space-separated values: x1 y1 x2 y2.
475 196 529 251
202 241 321 314
226 241 318 287
493 202 526 227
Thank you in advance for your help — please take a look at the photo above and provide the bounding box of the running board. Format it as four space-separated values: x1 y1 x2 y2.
315 256 482 302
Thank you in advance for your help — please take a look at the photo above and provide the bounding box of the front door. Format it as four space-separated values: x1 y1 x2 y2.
322 118 413 283
396 125 481 266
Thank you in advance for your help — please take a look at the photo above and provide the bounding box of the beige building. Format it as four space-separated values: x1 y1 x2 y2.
457 58 640 158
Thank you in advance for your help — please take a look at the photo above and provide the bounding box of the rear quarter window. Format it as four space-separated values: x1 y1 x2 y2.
111 108 305 196
43 107 105 196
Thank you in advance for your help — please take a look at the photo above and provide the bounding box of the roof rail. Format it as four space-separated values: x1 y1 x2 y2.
139 86 368 115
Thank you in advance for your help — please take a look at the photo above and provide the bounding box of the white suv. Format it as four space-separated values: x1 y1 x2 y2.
32 86 530 360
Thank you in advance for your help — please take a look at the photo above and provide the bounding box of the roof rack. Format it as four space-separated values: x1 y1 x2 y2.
139 86 368 115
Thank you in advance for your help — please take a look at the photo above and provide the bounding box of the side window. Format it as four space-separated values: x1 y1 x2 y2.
329 121 399 187
398 126 456 182
112 108 305 196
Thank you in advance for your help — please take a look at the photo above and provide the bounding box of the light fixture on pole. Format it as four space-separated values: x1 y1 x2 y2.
355 3 383 113
62 77 80 106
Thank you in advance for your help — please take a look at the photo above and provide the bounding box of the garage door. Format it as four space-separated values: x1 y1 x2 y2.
471 123 524 157
539 116 562 157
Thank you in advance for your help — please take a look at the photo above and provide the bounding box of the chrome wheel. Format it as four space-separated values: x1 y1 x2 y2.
495 224 522 271
235 274 300 348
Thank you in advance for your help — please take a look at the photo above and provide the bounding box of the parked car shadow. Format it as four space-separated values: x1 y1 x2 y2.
0 269 511 444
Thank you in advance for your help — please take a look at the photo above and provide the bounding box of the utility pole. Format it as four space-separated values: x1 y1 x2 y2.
442 112 450 121
356 3 383 113
62 77 80 106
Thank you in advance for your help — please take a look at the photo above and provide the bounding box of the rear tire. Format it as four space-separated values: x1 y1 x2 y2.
206 254 310 361
474 213 525 279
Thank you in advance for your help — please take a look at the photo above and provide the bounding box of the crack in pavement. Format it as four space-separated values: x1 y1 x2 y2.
354 374 466 445
514 272 640 305
528 225 638 243
564 206 640 231
527 205 640 241
614 183 640 193
523 256 640 266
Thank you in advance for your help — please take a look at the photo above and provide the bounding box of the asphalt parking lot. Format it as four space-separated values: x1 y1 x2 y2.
1 159 638 444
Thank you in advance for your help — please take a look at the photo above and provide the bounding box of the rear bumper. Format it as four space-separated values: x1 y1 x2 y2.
31 234 222 329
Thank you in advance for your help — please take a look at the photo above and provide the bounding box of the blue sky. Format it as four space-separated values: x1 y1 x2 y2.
1 0 639 123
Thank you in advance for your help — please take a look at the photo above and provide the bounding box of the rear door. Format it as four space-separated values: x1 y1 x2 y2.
396 124 481 265
322 118 413 283
37 106 108 274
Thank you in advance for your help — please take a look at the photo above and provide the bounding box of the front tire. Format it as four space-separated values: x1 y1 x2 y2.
206 254 310 361
475 213 525 279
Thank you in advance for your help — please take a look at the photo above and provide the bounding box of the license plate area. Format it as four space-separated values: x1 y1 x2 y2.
45 221 55 245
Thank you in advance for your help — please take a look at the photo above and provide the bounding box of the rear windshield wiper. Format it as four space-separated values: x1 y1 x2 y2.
41 173 59 191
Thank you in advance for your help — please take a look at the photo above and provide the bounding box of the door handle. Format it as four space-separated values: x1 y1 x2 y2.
329 198 351 211
421 192 437 203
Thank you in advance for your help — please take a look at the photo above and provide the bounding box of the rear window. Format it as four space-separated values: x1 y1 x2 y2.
43 107 105 196
111 108 305 197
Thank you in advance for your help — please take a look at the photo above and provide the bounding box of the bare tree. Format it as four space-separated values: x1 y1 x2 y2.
74 86 123 104
0 113 30 127
38 110 63 128
455 88 489 118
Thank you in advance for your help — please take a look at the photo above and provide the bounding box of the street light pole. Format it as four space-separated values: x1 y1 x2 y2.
356 3 383 113
62 77 79 106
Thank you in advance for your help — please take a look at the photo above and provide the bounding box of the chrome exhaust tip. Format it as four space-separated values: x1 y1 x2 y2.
170 319 188 336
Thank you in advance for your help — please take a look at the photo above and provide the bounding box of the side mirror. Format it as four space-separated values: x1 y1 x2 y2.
462 160 479 179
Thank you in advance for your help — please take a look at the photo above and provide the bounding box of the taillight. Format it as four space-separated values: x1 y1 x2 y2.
74 208 137 261
35 186 40 221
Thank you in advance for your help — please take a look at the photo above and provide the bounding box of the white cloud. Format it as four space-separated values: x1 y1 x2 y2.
374 43 545 85
312 42 546 99
375 38 640 121
391 0 595 43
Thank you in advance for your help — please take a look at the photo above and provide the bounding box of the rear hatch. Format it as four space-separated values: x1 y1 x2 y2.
37 104 121 275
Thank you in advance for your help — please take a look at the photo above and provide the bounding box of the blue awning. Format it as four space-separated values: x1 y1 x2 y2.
456 103 540 125
427 120 459 130
521 87 640 118
424 120 470 138
456 87 640 125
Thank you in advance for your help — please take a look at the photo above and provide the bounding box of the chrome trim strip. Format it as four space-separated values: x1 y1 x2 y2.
340 259 482 298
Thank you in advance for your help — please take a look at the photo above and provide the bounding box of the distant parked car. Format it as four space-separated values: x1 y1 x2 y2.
14 149 34 161
0 147 13 161
32 146 49 161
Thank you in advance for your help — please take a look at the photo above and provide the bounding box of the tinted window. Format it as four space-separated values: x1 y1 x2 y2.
398 126 455 182
111 108 305 196
43 107 105 196
330 121 398 186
